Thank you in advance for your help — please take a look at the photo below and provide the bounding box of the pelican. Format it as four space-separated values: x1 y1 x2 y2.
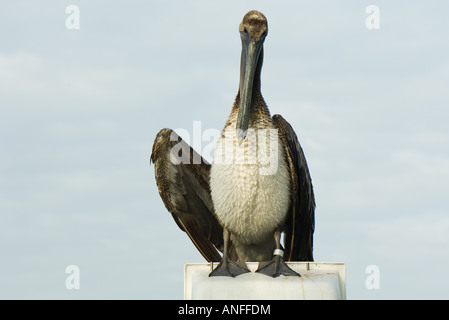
151 10 315 277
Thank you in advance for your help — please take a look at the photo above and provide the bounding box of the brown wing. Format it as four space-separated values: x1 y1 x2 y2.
150 128 224 262
273 115 315 261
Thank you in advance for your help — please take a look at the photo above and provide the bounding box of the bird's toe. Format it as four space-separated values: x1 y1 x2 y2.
256 256 300 277
209 259 250 277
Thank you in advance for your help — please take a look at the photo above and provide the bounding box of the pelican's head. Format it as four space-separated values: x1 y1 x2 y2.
237 11 268 144
239 10 268 42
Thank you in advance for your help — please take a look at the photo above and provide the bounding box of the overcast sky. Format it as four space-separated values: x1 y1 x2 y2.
1 1 449 299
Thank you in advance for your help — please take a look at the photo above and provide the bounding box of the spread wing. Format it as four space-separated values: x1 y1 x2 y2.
150 129 226 262
273 115 315 261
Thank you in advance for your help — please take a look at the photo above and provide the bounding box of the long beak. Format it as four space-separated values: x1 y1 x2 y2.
236 36 264 145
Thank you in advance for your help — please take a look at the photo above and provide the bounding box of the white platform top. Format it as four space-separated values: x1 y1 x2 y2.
184 262 346 300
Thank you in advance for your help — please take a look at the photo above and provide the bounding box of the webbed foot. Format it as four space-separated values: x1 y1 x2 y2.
256 255 300 277
209 259 250 277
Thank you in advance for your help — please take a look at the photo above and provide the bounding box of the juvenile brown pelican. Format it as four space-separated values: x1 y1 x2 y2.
151 10 315 277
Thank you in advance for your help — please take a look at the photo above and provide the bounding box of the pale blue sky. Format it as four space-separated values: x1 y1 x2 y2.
1 1 449 299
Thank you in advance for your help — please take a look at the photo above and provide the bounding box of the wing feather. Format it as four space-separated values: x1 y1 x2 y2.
150 129 223 262
273 115 315 261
